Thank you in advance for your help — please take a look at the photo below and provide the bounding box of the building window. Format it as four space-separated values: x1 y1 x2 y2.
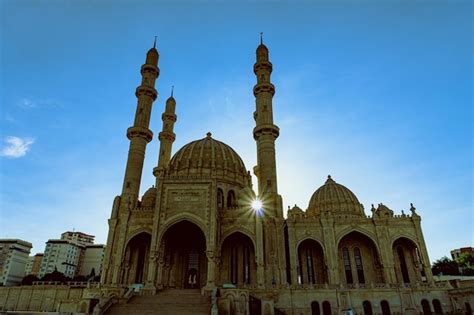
227 190 236 208
432 299 443 314
230 246 238 284
397 246 410 283
306 248 315 284
217 188 224 210
342 247 353 284
380 300 391 315
421 299 431 315
354 247 365 284
243 245 250 284
322 301 331 315
363 301 373 315
311 301 320 315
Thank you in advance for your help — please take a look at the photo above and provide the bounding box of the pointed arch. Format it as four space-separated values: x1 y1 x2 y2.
220 232 256 286
337 231 385 284
158 214 207 246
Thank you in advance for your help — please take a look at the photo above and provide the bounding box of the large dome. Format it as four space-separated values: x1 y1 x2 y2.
168 132 250 184
307 176 364 217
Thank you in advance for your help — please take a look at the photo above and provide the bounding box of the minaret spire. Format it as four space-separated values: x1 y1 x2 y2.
154 87 177 175
253 35 281 216
121 43 160 202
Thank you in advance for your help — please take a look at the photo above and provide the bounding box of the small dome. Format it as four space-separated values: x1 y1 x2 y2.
307 176 364 217
146 47 159 65
141 187 156 208
168 133 250 185
166 96 176 105
256 43 269 53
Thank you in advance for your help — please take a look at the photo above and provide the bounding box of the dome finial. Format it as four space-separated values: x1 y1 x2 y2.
153 36 157 48
260 32 263 44
206 132 212 138
171 85 174 97
325 175 335 184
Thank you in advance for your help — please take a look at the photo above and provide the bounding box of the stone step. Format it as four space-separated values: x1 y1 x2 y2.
106 289 211 315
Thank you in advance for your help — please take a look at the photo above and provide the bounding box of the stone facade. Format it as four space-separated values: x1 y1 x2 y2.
96 40 470 315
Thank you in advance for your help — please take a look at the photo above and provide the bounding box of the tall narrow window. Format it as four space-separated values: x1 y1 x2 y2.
432 299 443 314
306 248 315 284
465 302 472 315
322 301 331 315
380 300 391 315
354 247 365 284
342 247 353 284
217 188 224 210
397 246 410 283
421 299 431 315
311 301 321 315
362 301 373 315
298 251 303 284
227 190 235 208
243 245 250 284
230 246 238 284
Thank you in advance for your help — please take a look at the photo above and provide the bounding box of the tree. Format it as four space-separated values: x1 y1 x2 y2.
455 253 474 276
21 274 39 285
41 267 70 283
431 256 460 276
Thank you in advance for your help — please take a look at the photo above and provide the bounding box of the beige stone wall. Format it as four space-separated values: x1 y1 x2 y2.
0 285 100 313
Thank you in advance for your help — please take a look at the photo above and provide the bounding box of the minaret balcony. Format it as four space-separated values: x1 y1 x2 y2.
140 64 159 77
161 113 177 122
253 83 275 96
253 124 280 140
127 126 153 142
253 61 273 73
135 85 158 100
158 131 176 142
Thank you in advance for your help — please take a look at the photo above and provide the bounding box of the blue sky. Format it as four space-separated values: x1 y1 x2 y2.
1 0 472 263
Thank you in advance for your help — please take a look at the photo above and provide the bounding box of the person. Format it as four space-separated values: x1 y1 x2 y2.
188 268 197 288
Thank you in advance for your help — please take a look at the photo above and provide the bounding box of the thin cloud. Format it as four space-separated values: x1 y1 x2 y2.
0 136 35 158
18 98 60 109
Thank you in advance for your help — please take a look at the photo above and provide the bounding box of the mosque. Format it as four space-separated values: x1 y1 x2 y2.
99 39 454 315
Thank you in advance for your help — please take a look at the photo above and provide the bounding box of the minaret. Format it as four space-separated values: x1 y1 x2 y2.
154 87 177 174
121 40 160 202
253 34 280 209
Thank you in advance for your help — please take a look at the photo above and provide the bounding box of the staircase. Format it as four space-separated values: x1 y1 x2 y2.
106 289 211 315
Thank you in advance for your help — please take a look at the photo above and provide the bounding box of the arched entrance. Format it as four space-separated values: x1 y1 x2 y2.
220 232 256 286
393 237 422 284
161 221 207 289
123 232 151 284
338 231 384 284
297 239 327 284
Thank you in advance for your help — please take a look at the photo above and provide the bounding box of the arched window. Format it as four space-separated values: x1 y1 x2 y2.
421 299 431 315
342 247 353 284
380 300 391 315
227 190 236 208
354 247 365 284
465 302 472 315
397 246 410 283
322 301 331 315
363 301 373 315
432 299 443 314
311 301 320 315
217 188 224 210
306 248 315 284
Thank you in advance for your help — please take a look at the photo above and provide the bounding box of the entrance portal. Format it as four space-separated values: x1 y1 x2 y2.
161 221 207 289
